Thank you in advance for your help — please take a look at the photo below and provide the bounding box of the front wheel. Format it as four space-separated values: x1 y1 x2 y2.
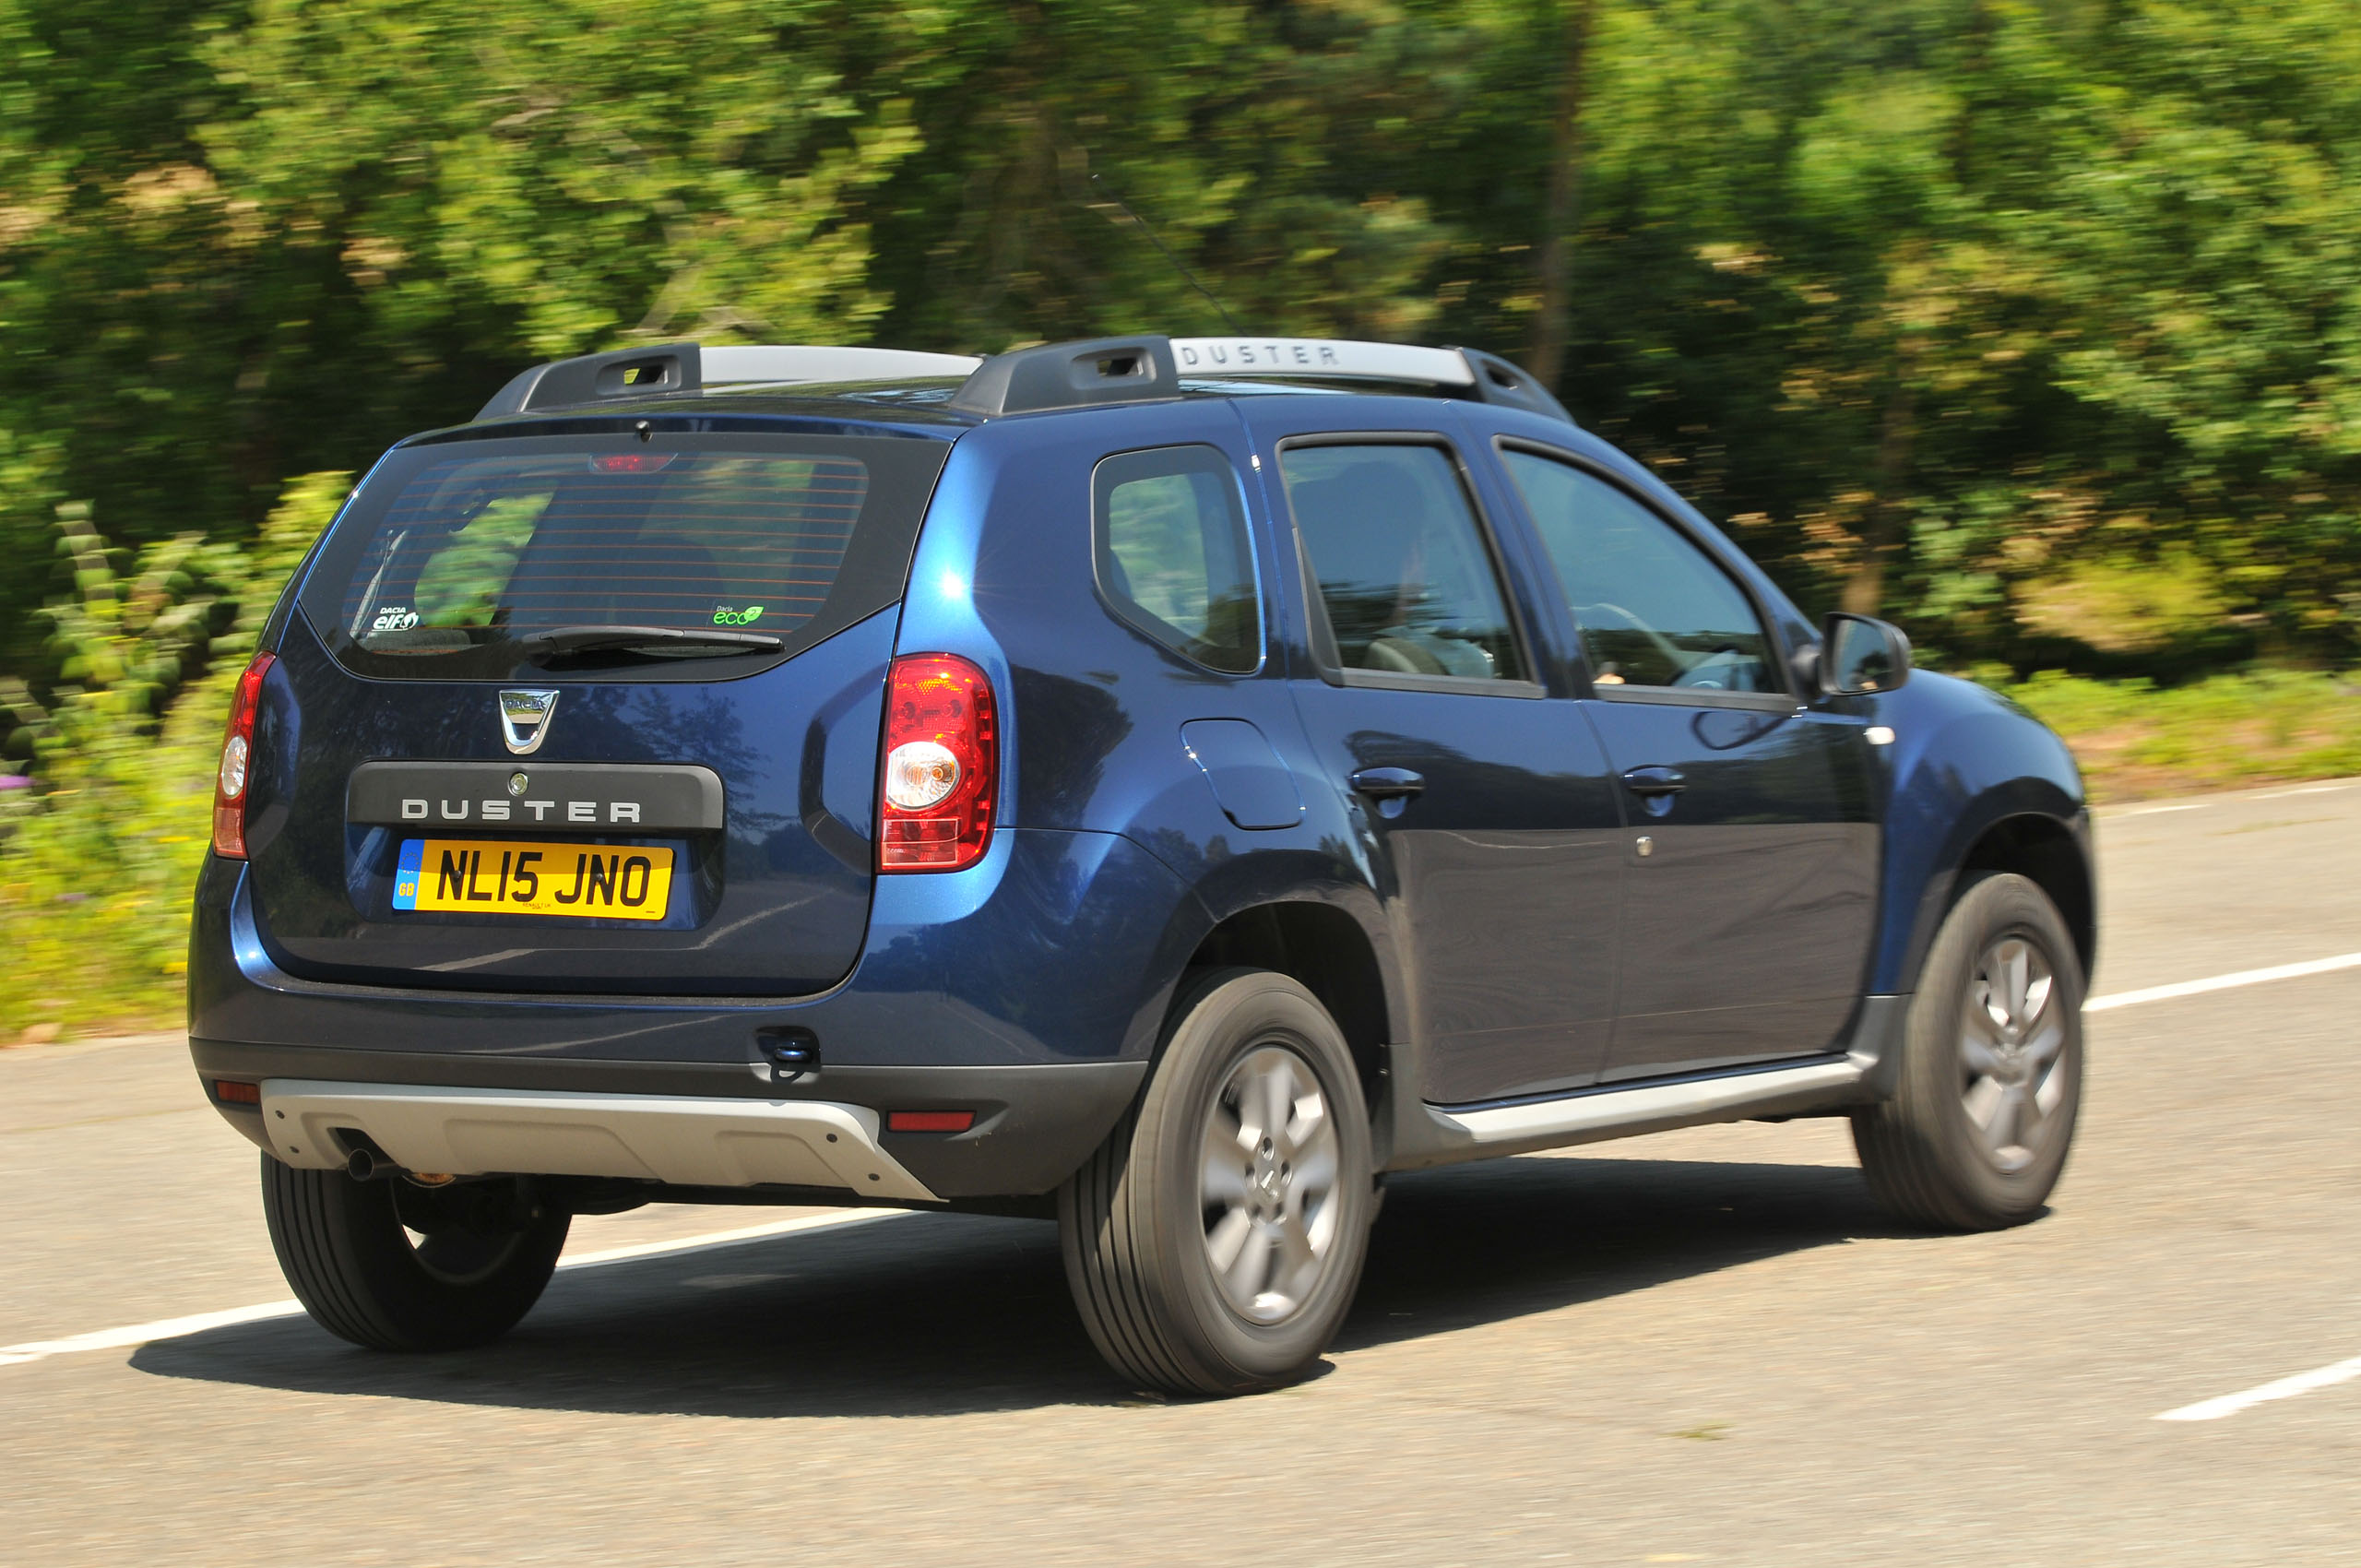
262 1155 571 1351
1853 872 2085 1230
1059 968 1375 1396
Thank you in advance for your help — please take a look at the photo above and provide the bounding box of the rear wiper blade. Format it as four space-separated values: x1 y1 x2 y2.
519 624 786 660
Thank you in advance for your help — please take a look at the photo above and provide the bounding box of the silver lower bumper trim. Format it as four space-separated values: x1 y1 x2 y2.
257 1079 939 1203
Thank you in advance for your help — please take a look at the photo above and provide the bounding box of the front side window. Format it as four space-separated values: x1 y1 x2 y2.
1501 450 1780 695
1280 443 1525 683
1093 445 1261 673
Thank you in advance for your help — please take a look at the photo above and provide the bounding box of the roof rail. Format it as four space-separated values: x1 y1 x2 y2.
473 335 1571 423
702 345 981 386
474 342 983 421
949 335 1573 422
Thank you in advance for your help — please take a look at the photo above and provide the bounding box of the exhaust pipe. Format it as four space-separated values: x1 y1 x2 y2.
338 1133 456 1187
346 1145 397 1182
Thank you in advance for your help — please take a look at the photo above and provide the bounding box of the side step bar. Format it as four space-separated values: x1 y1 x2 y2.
1440 1056 1862 1145
257 1080 940 1202
1404 1054 1868 1169
1387 996 1911 1171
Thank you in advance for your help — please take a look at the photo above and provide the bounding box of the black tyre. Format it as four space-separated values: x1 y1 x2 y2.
1853 872 2085 1230
1059 968 1375 1396
261 1154 571 1351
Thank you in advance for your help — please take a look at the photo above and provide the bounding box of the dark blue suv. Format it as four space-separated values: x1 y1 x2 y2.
190 335 2094 1396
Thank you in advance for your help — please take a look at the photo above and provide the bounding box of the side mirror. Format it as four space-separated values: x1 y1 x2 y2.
1820 612 1911 696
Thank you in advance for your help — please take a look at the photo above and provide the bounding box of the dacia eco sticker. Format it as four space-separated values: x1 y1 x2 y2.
369 605 421 633
713 604 765 626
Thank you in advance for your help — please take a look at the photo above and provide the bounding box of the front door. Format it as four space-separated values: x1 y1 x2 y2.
1256 423 1625 1106
1492 444 1880 1081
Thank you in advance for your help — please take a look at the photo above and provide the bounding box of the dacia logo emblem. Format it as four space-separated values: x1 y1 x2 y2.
497 689 559 756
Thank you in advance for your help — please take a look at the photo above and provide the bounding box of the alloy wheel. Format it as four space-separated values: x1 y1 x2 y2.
1959 935 2068 1173
1198 1043 1343 1324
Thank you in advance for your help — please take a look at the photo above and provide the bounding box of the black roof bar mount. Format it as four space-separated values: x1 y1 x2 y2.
476 342 701 422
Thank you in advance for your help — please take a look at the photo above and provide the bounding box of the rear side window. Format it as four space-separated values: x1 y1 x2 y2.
1092 445 1261 673
1279 443 1526 683
302 433 950 679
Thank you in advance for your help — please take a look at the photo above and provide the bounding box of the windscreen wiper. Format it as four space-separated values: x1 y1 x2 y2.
518 624 787 661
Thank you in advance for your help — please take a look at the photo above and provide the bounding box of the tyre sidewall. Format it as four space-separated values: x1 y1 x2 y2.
1903 873 2085 1225
1135 968 1374 1390
265 1157 570 1351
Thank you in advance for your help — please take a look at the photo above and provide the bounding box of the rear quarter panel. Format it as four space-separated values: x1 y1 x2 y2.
900 403 1409 1053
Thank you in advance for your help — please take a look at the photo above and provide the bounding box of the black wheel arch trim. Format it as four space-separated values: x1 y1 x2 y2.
1892 778 2094 1001
1127 836 1412 1165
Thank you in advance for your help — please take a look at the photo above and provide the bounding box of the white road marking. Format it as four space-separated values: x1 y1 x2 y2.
2085 951 2361 1013
0 1301 312 1368
552 1209 902 1271
2092 950 2361 1424
2155 1353 2361 1422
0 1208 906 1370
2114 802 2208 816
2248 782 2354 800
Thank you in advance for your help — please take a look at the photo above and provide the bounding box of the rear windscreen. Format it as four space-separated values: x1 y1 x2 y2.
300 432 952 680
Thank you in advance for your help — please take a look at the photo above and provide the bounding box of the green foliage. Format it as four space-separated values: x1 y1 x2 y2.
2014 551 2227 656
0 472 343 1039
3 0 2359 671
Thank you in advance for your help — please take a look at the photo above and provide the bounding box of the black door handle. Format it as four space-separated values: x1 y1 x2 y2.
1348 766 1426 800
1620 766 1687 796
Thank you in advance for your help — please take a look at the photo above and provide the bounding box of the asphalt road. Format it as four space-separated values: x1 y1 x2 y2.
4 780 2358 1565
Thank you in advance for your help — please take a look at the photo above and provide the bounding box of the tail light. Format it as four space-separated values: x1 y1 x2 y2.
211 652 276 859
879 653 997 873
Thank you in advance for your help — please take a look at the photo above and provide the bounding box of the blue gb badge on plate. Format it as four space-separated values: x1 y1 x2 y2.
394 838 423 911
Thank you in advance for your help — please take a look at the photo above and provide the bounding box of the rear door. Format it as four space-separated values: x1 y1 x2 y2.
1246 409 1626 1105
1489 442 1880 1079
242 427 951 994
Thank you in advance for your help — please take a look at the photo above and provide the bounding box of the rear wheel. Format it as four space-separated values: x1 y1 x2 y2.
261 1155 570 1351
1059 968 1375 1396
1853 872 2084 1230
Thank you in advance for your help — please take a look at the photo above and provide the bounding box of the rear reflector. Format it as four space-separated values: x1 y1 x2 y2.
213 1080 261 1105
885 1110 974 1134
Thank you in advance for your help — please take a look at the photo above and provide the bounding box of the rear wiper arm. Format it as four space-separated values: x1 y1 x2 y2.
519 624 786 660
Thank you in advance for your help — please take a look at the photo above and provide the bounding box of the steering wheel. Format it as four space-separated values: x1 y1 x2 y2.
1577 601 1691 684
1673 644 1752 692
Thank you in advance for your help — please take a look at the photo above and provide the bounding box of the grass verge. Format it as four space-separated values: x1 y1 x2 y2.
2001 669 2361 802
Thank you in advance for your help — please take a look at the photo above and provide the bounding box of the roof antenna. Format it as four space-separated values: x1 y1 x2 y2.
1089 173 1246 337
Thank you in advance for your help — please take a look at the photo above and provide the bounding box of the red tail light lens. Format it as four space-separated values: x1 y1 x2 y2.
879 653 997 873
211 653 276 859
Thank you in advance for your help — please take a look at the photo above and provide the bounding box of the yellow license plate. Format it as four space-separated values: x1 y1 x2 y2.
394 838 674 921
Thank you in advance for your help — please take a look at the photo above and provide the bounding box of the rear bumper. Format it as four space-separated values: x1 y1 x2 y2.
196 1039 1145 1199
258 1078 941 1200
